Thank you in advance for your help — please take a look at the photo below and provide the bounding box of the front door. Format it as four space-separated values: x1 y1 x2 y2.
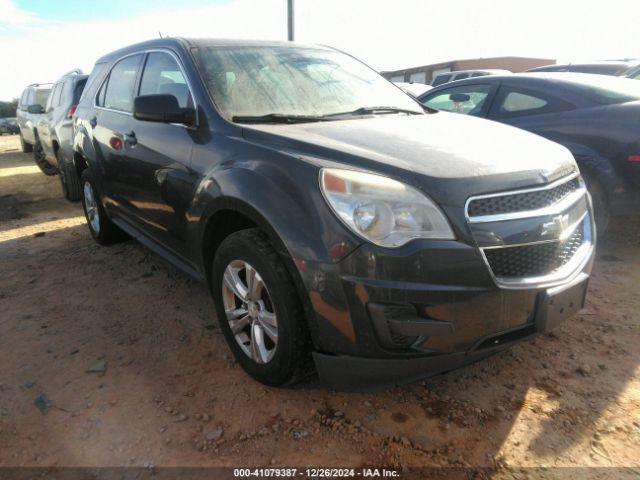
119 51 198 260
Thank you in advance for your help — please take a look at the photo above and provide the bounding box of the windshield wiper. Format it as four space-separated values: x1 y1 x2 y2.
232 113 329 124
232 106 424 124
323 106 424 118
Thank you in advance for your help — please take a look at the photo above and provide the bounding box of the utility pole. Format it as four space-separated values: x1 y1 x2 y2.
287 0 294 41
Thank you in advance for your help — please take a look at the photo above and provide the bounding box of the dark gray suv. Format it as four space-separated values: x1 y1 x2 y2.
35 69 88 199
73 38 595 389
16 83 52 156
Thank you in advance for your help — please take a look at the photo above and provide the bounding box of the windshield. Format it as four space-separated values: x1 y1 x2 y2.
192 45 422 120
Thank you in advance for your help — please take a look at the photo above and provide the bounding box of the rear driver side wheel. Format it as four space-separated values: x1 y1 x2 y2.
57 150 81 201
80 170 128 245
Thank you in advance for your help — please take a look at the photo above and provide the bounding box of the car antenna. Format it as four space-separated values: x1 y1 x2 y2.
158 31 163 38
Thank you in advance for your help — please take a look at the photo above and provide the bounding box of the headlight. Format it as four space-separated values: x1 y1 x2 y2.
320 168 454 247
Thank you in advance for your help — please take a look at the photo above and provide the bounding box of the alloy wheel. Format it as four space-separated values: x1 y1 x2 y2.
221 260 278 364
83 182 100 234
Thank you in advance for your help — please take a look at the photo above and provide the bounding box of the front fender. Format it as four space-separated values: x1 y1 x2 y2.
190 161 361 269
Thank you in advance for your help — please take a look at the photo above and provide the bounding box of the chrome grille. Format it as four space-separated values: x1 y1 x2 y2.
484 223 585 278
467 177 580 217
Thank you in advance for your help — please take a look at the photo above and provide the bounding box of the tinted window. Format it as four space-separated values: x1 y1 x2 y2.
81 63 108 103
139 52 192 108
45 84 59 110
569 65 622 75
51 83 63 107
101 54 142 112
501 92 547 112
453 73 470 80
34 88 51 107
492 87 573 117
432 74 452 86
73 78 88 103
421 84 492 116
20 89 29 108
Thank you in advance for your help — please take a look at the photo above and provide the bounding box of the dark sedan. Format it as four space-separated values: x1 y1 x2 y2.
527 61 638 76
419 73 640 234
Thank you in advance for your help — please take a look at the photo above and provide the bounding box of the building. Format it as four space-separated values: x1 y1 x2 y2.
382 56 555 85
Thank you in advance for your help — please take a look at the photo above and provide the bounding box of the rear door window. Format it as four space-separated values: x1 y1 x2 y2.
421 84 493 116
100 54 143 112
35 88 51 108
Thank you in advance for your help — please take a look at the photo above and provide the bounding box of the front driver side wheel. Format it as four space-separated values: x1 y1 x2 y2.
211 229 311 386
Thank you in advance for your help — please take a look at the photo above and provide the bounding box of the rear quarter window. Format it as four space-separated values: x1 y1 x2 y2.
79 63 108 104
492 86 574 118
73 78 88 103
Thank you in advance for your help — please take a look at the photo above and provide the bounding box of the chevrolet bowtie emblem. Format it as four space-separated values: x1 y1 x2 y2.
542 214 570 237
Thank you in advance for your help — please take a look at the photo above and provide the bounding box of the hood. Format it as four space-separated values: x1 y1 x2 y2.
241 112 577 206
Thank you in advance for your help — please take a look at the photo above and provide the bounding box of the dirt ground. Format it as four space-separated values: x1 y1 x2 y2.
0 134 639 478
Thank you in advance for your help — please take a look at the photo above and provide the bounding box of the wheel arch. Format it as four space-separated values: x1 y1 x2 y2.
199 198 322 350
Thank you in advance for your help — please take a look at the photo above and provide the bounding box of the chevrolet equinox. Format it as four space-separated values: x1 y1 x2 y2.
72 39 595 389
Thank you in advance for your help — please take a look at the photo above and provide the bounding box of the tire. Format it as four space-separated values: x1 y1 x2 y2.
80 169 129 245
585 177 610 238
19 132 33 153
57 150 81 201
33 135 57 176
212 228 311 386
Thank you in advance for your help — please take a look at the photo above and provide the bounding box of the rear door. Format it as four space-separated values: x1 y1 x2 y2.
92 53 144 211
38 82 61 159
122 50 197 259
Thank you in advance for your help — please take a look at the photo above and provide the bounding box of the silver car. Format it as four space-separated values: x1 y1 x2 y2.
16 83 52 157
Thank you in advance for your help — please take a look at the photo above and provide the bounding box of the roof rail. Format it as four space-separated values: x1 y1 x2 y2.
60 68 83 77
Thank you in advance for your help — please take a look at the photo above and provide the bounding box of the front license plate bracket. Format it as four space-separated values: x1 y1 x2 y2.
535 273 589 334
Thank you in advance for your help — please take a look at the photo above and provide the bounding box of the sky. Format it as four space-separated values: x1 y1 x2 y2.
2 0 639 100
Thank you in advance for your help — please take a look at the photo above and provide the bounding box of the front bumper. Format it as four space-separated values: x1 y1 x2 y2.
297 219 594 390
311 269 591 391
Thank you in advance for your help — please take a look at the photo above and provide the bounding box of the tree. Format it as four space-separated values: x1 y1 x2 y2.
0 98 18 118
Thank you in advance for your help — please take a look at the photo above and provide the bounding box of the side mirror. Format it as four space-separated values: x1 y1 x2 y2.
133 94 194 125
27 104 44 114
449 93 471 103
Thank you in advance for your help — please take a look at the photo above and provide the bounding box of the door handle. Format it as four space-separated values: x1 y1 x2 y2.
89 117 97 128
124 131 137 146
